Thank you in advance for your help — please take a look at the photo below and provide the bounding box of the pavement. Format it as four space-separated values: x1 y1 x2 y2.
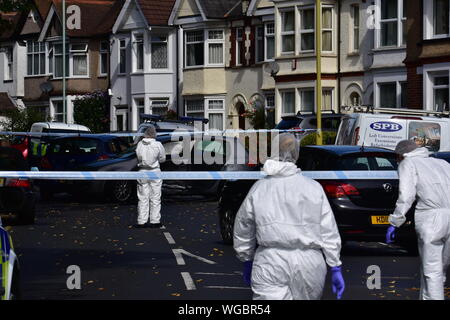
5 194 450 300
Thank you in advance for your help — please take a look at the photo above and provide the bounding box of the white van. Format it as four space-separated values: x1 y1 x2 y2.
30 122 90 136
336 111 450 152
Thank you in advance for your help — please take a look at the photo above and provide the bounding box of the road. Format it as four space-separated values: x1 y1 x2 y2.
5 194 450 300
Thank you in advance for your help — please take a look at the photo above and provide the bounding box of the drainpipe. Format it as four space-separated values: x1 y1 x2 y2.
338 0 342 114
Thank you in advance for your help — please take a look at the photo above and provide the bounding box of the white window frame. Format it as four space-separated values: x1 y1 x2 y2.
206 29 225 66
50 97 67 123
150 35 169 70
423 64 450 111
185 98 205 118
4 46 13 80
299 88 315 112
424 0 450 39
26 41 46 76
298 6 316 53
49 42 89 79
206 98 225 132
351 4 360 52
185 30 204 68
256 25 264 63
265 22 275 61
322 88 334 110
281 89 296 115
69 43 89 77
236 28 244 66
150 98 170 116
321 5 334 53
118 39 127 74
374 74 407 108
280 8 296 54
375 0 405 48
99 41 109 76
132 33 144 73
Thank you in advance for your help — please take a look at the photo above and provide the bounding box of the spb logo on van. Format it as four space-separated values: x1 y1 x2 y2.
370 122 403 132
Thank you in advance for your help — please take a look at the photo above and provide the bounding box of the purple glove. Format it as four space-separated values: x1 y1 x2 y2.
331 266 345 300
243 261 253 286
386 226 397 244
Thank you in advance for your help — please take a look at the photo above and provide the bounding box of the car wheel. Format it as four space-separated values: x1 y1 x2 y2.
109 181 134 203
17 206 36 225
219 208 236 245
9 266 21 300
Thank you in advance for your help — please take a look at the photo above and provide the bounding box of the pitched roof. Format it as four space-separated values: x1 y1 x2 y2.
0 11 27 40
198 0 243 19
138 0 177 26
51 0 125 37
0 93 17 116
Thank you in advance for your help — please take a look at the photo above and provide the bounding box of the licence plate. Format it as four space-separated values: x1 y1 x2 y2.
371 215 390 225
0 178 4 187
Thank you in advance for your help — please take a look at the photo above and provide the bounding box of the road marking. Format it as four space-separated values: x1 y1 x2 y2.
172 249 217 266
194 272 241 276
204 286 251 290
163 232 176 244
181 272 197 291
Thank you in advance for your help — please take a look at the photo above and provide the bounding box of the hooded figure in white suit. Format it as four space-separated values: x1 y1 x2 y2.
388 140 450 300
233 134 344 300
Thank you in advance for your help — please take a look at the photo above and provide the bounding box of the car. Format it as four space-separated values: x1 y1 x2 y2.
431 152 450 163
74 133 252 203
0 147 36 225
275 111 343 135
218 145 418 254
37 135 131 200
0 219 20 300
335 110 450 152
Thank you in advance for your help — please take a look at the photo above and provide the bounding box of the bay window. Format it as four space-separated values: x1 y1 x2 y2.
185 99 205 119
150 98 169 115
133 33 144 72
151 36 168 69
207 30 224 65
207 99 225 131
70 44 88 76
185 30 224 67
27 41 46 76
186 31 204 67
119 39 127 74
281 9 295 54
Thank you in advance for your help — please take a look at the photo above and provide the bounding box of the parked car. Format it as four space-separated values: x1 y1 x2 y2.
0 147 36 224
75 133 251 203
275 111 343 134
37 135 131 199
218 145 418 254
336 111 450 152
431 152 450 163
0 219 20 300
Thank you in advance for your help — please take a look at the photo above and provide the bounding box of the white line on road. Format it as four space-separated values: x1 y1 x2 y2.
194 272 241 276
181 272 197 291
172 249 217 265
204 286 251 290
163 232 176 244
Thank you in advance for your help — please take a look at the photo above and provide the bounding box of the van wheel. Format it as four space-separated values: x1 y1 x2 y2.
219 208 236 245
108 181 134 203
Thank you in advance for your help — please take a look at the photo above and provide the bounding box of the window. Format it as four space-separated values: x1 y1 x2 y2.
349 92 362 106
322 7 333 52
256 26 264 62
150 99 169 115
133 34 144 72
408 122 441 152
281 9 295 53
236 28 244 66
186 99 205 118
400 81 407 108
27 41 46 76
300 89 315 112
5 47 13 80
53 43 69 78
379 82 397 107
207 30 224 65
265 23 275 60
432 74 449 111
151 36 168 69
378 0 405 47
52 100 66 122
186 31 204 67
281 90 295 114
434 0 450 36
99 41 109 76
322 88 333 110
119 39 127 74
256 23 275 62
207 100 224 131
300 7 315 52
135 98 145 126
351 5 360 51
70 43 88 76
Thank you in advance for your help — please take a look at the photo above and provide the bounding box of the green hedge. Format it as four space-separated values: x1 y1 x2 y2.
300 131 337 147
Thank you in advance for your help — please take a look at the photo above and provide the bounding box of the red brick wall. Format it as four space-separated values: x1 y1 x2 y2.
406 65 423 110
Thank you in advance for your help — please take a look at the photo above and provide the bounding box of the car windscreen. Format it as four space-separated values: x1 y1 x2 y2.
0 147 28 170
335 154 398 171
49 139 101 155
308 117 342 130
275 118 302 130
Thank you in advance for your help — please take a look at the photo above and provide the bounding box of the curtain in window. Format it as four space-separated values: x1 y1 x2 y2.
208 43 223 64
73 55 87 75
283 11 295 31
322 8 332 51
301 90 315 112
187 43 204 66
282 91 295 114
379 83 397 108
152 42 168 69
208 113 224 131
322 90 333 110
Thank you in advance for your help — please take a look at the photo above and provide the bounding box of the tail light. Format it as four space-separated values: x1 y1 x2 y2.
98 154 110 161
6 178 31 188
320 181 360 198
40 156 52 170
353 127 360 145
291 127 305 133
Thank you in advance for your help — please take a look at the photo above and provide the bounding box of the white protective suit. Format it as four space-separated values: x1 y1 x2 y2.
233 159 342 300
136 138 166 225
389 147 450 300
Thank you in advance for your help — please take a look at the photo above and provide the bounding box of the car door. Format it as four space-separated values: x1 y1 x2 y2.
160 139 193 194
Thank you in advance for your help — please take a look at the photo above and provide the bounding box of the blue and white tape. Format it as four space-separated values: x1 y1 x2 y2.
0 170 399 181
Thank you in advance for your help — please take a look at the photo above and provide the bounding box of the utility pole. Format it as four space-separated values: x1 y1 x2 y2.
315 0 322 145
62 0 67 123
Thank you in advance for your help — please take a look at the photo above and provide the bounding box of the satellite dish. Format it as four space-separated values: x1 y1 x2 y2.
40 81 53 94
264 61 280 77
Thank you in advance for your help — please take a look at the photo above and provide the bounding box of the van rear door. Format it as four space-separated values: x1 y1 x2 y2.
406 119 445 152
360 117 407 150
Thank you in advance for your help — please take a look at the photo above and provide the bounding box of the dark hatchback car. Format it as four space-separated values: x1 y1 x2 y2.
74 134 251 203
38 135 131 199
218 145 417 254
0 147 36 224
275 112 343 133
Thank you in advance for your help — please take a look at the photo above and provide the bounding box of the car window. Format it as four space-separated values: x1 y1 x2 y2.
0 147 28 170
275 118 302 130
309 117 341 130
50 139 100 155
374 157 397 170
336 117 356 145
297 152 329 170
112 139 130 153
336 155 397 171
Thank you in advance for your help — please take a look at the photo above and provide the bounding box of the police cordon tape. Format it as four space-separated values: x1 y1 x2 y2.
0 170 399 181
0 128 317 138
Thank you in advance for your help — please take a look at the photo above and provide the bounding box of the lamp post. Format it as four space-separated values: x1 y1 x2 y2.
315 0 322 145
62 0 67 123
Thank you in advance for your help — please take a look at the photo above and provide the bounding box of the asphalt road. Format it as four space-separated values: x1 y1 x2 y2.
5 194 450 300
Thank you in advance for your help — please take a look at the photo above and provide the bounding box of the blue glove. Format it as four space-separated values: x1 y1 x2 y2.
331 266 345 300
386 226 397 244
243 261 253 286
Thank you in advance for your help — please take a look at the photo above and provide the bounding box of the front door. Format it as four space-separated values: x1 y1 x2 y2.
116 109 128 132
